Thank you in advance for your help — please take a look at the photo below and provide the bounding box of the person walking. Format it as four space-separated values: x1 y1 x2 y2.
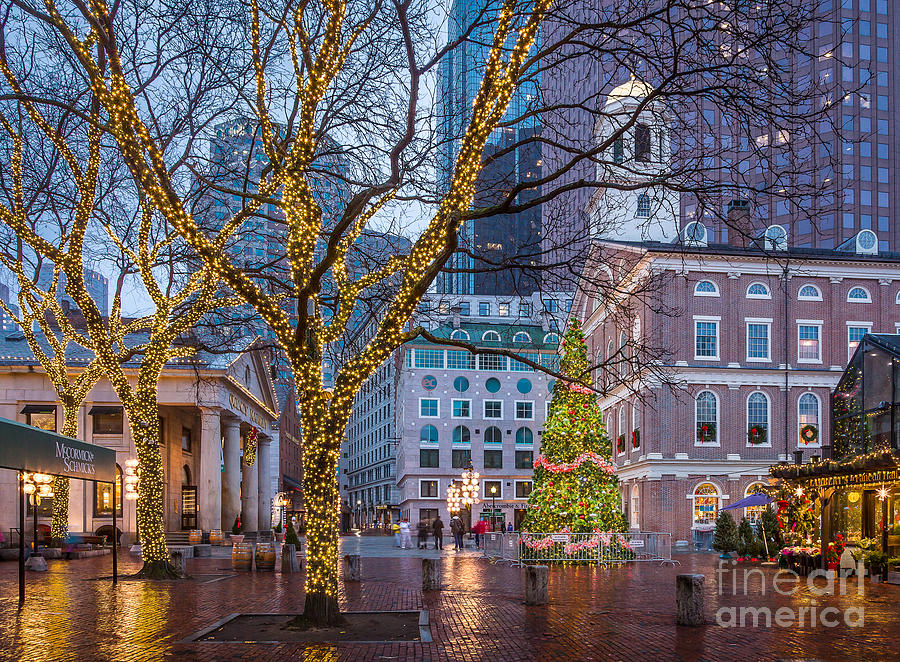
399 518 412 549
392 520 401 548
472 517 487 549
450 516 464 550
432 516 444 550
416 519 429 549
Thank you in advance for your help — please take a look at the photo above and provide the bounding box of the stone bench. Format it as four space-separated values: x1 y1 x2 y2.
167 545 194 559
193 544 212 557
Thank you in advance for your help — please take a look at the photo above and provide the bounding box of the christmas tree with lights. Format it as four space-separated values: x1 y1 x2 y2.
521 319 625 534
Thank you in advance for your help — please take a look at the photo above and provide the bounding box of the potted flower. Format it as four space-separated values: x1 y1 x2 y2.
865 550 888 582
273 523 285 544
230 514 244 545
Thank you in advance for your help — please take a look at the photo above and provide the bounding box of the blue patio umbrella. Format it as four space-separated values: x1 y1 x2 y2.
722 492 775 511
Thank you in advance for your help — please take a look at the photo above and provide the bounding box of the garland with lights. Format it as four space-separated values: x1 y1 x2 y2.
244 427 258 466
521 320 625 539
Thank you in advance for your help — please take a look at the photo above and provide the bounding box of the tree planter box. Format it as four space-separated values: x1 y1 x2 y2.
886 571 900 585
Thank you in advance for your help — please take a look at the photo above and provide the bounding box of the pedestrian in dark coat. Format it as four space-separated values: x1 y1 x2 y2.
432 516 444 550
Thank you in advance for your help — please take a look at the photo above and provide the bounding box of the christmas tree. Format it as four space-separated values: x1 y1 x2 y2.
521 319 625 534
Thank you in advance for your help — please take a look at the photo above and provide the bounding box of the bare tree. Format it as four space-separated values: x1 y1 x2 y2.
0 0 832 619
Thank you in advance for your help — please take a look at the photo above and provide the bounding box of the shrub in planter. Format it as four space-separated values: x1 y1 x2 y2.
712 511 738 557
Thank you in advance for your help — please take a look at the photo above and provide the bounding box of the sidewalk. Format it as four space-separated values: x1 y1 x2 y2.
0 547 896 661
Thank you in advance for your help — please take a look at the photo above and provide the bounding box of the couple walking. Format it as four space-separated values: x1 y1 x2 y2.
394 516 444 549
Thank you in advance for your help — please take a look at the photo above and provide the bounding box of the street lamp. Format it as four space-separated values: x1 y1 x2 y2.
356 499 362 529
23 472 53 555
489 484 497 531
446 461 480 527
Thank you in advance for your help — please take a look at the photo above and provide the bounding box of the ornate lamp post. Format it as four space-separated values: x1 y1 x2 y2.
23 472 53 555
489 484 497 531
446 462 480 528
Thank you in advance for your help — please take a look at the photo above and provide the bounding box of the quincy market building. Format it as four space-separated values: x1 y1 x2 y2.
0 333 279 544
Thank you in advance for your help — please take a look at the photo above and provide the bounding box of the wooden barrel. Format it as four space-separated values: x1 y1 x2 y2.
209 529 224 546
232 542 253 571
255 541 276 571
188 529 203 545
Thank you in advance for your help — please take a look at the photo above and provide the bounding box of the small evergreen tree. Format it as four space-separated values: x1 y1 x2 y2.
758 506 782 556
737 517 754 557
521 319 624 534
285 520 302 547
712 511 738 555
232 514 243 535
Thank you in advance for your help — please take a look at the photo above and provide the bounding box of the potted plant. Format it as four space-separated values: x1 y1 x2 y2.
273 523 285 544
865 550 888 582
230 514 244 545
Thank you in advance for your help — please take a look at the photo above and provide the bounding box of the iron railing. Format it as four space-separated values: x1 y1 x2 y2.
482 531 674 566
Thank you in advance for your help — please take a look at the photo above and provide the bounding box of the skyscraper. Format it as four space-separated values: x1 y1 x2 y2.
35 263 109 317
437 0 542 296
542 0 899 254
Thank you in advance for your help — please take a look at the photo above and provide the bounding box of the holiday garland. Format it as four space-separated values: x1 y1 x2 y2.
244 427 258 466
533 451 616 475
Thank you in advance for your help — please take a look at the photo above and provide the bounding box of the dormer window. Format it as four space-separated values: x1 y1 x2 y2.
513 332 531 343
763 225 788 251
450 329 470 341
482 330 501 342
635 124 651 162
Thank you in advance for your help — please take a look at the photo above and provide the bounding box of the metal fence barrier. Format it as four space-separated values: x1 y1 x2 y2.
482 532 674 566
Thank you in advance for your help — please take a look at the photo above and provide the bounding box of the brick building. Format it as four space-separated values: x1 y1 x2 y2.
576 231 900 548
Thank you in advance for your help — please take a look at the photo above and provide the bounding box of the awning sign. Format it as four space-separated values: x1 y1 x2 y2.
0 416 117 482
806 468 900 489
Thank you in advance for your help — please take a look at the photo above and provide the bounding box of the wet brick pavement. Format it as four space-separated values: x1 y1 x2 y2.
0 550 897 661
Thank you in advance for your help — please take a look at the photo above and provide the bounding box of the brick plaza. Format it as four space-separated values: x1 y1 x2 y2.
1 549 897 661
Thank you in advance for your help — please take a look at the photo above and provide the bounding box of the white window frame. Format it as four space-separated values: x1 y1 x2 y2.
743 482 768 524
846 286 872 303
693 280 720 297
746 282 772 299
483 400 503 419
693 315 721 361
798 284 822 301
745 318 772 362
482 330 501 342
514 480 533 499
796 321 823 364
483 480 503 499
846 321 873 360
418 397 440 418
514 400 535 420
450 329 470 341
419 479 440 499
797 391 821 448
451 398 472 419
746 391 772 448
617 404 627 456
690 482 722 527
694 390 720 447
513 331 531 343
543 332 560 344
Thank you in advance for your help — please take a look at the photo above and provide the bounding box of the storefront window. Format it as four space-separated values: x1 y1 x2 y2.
92 408 123 434
744 483 767 524
94 465 123 517
693 483 719 525
25 406 57 432
830 489 863 542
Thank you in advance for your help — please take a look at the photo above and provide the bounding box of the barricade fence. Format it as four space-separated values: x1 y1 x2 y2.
482 532 672 565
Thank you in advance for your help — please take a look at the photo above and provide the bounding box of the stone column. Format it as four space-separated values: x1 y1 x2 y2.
241 442 259 534
257 437 272 532
222 419 242 531
198 408 222 532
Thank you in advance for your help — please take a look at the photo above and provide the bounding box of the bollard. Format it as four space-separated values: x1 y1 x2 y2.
524 565 549 605
169 550 186 577
344 554 361 582
675 574 705 626
422 558 442 591
281 544 301 573
24 555 48 572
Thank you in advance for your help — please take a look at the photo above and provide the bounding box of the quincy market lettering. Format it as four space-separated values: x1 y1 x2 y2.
56 441 96 476
229 393 269 429
806 468 900 489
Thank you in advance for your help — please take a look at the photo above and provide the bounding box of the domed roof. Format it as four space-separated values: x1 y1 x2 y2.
607 77 654 104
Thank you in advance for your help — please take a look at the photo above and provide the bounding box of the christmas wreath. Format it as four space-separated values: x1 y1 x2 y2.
747 425 768 445
799 424 818 445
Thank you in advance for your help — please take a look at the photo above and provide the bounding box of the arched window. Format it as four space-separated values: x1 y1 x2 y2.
420 425 439 444
764 225 787 251
896 291 900 305
630 484 640 529
482 330 501 342
633 316 642 340
746 282 771 299
798 392 820 446
693 280 719 296
631 400 640 450
847 286 872 303
619 331 628 377
182 465 192 486
617 404 626 453
513 332 531 343
606 339 615 387
635 123 651 162
484 426 502 444
695 391 718 444
744 483 767 524
636 194 651 218
747 392 770 445
798 284 822 301
452 425 470 444
516 427 533 445
543 332 560 344
450 329 470 341
693 483 720 525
